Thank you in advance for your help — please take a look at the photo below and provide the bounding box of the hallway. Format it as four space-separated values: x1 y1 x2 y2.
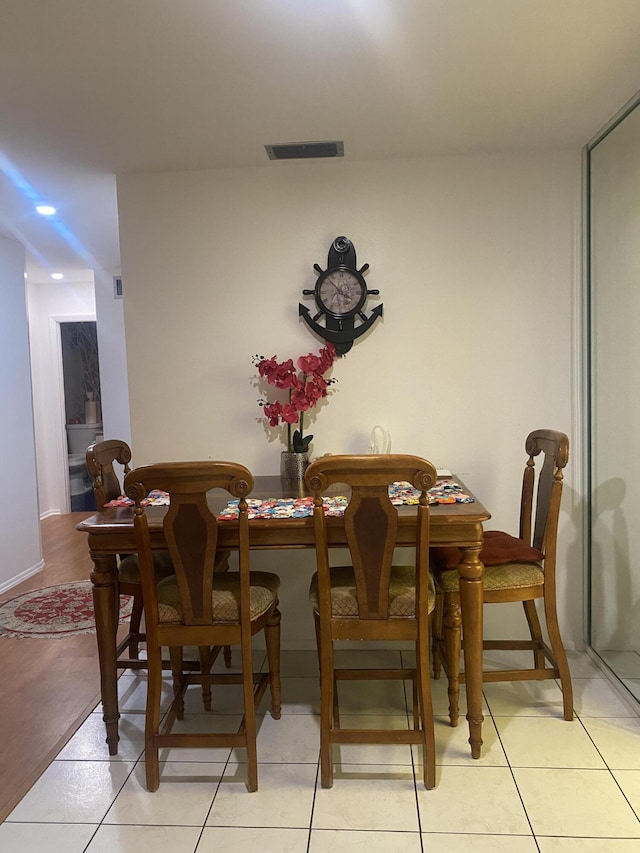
0 514 116 820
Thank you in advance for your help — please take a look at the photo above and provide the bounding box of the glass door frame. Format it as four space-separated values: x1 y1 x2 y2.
583 89 640 665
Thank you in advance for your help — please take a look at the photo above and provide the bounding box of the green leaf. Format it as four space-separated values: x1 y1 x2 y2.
292 430 312 453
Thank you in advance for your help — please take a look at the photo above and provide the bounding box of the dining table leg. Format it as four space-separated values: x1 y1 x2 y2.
458 536 485 759
89 551 120 755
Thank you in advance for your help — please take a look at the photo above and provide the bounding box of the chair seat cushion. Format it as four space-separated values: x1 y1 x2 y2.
156 571 280 624
436 560 545 593
309 565 435 618
118 548 231 584
431 530 544 572
119 550 175 583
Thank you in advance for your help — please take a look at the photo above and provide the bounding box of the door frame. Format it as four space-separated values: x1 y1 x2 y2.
50 313 97 513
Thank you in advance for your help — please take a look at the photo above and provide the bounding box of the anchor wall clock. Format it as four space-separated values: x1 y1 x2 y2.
299 236 383 356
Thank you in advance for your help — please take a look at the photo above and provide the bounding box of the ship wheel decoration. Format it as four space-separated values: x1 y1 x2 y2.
299 236 383 356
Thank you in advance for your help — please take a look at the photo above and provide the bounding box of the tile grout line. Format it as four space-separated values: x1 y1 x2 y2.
305 758 321 851
575 711 640 826
484 688 541 850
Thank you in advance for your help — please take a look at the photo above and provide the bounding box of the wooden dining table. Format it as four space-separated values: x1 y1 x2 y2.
76 474 490 759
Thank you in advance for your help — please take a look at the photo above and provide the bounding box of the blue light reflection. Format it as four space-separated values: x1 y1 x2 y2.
0 151 96 269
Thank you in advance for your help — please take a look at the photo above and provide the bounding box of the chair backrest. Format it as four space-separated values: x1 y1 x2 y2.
124 461 253 626
520 429 569 557
304 454 437 621
86 439 132 506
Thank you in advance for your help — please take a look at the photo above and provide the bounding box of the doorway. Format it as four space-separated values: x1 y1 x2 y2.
60 321 102 511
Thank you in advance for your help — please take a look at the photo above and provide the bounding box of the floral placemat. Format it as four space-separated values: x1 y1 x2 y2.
391 480 472 506
217 496 346 519
104 481 473 516
218 481 473 519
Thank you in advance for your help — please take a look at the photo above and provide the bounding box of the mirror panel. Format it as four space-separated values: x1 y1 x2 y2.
587 95 640 701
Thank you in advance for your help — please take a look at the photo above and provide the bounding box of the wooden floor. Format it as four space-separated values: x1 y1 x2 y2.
0 514 109 822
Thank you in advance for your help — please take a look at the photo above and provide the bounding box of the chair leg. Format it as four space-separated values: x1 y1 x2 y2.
313 612 322 676
543 594 574 721
522 599 545 670
411 671 420 730
145 646 163 792
332 669 341 730
443 595 462 727
265 606 282 720
316 612 334 788
417 624 436 789
240 638 258 792
169 646 185 720
431 590 444 679
127 591 144 659
198 646 213 711
223 645 232 668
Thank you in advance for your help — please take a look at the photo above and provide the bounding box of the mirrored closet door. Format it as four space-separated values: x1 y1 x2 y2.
587 92 640 702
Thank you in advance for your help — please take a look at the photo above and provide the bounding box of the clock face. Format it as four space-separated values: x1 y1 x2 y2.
316 267 366 318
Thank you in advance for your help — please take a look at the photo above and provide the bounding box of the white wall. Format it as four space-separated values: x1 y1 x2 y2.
0 236 42 591
117 151 583 649
94 268 131 446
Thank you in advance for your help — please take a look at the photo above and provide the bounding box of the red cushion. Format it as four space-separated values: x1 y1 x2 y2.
432 530 543 571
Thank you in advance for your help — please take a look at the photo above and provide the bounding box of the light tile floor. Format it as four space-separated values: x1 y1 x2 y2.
1 649 639 852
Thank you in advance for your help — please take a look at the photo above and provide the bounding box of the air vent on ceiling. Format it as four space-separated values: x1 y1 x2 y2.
265 140 344 160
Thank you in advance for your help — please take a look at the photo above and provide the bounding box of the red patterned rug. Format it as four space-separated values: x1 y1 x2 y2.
0 581 133 639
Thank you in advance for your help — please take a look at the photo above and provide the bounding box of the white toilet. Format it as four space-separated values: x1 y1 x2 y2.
66 422 103 507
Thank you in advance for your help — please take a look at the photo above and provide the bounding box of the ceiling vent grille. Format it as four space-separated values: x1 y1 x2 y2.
265 140 344 160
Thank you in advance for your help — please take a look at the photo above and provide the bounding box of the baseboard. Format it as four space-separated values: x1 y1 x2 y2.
0 560 44 596
39 509 62 520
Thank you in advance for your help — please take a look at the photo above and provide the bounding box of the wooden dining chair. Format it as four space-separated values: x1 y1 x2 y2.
305 454 438 790
86 439 231 668
431 429 573 725
86 439 174 665
124 461 282 792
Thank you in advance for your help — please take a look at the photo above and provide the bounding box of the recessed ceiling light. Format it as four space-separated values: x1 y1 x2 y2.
51 272 64 280
36 205 56 216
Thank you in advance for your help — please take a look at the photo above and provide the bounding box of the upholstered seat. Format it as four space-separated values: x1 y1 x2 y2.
436 561 544 592
309 565 435 618
157 571 280 623
118 550 175 584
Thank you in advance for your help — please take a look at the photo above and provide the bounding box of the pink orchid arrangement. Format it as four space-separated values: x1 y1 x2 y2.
252 342 337 453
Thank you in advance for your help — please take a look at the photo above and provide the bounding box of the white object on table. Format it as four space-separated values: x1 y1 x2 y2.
369 425 391 454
